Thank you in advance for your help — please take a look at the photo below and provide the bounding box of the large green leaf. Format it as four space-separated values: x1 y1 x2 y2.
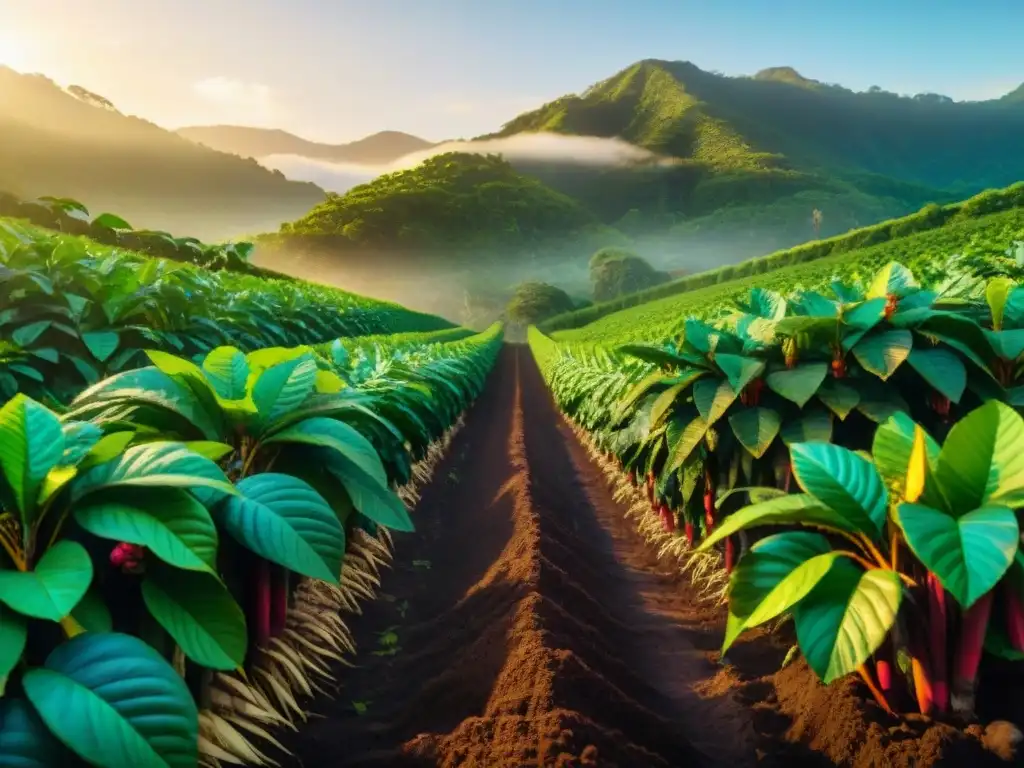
0 394 64 519
765 363 829 407
141 565 247 670
201 346 249 400
907 347 967 403
780 409 833 445
693 378 736 425
60 421 103 467
790 443 889 536
0 541 92 621
794 560 902 683
728 407 781 458
264 417 387 485
74 489 218 572
867 262 918 299
897 503 1018 608
327 454 413 532
72 441 235 506
0 605 27 694
852 330 913 380
216 473 344 582
22 632 198 768
699 494 862 551
816 379 860 420
251 355 318 425
715 354 765 394
0 699 83 768
724 532 837 653
935 400 1024 511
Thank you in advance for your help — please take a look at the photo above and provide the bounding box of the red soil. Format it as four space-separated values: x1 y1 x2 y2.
282 346 1020 767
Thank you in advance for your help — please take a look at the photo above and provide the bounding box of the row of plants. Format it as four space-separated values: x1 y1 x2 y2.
539 181 1024 335
0 192 260 273
549 211 1024 346
529 256 1024 719
0 322 503 767
0 219 453 407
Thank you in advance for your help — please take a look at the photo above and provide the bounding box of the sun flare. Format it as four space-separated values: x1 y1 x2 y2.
0 33 32 71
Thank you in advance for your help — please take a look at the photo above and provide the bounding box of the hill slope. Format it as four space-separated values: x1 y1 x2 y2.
177 126 435 164
277 152 603 251
492 59 1024 192
542 182 1024 342
0 67 325 240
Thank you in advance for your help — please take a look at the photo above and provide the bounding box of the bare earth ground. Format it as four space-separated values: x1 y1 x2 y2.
282 346 1022 767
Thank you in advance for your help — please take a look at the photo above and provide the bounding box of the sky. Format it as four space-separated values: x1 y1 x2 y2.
2 0 1022 144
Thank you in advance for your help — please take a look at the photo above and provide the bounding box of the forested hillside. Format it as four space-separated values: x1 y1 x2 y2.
0 66 325 240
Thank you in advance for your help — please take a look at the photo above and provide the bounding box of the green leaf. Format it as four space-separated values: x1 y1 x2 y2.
70 587 112 633
728 407 781 458
12 321 51 348
897 503 1018 607
794 560 902 683
73 441 235 507
765 363 829 407
693 378 736 425
22 632 197 768
790 443 889 536
264 417 387 485
0 394 64 519
217 473 344 582
780 409 833 445
92 212 133 230
664 415 708 473
0 698 83 768
715 354 765 394
74 489 218 572
0 605 28 694
649 382 688 426
872 412 941 501
988 277 1015 330
142 566 247 670
816 379 860 420
60 421 103 466
852 330 913 380
0 541 92 621
907 347 967 403
82 331 119 363
183 441 234 462
698 494 862 552
252 355 319 425
723 532 837 653
936 400 1024 511
327 454 413 532
867 262 918 299
201 346 249 400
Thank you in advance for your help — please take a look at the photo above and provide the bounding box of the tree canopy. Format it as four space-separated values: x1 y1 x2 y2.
505 282 577 326
589 248 670 302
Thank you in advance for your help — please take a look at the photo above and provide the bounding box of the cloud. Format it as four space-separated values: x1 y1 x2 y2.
193 76 274 116
259 132 671 194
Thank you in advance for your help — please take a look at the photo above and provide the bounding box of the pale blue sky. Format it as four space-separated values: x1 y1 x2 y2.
3 0 1022 143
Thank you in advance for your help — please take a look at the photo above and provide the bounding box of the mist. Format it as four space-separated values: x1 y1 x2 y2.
258 133 671 194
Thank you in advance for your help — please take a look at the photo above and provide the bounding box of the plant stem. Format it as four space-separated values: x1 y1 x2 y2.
857 664 894 715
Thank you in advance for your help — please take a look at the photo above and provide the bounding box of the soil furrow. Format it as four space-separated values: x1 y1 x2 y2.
285 346 764 766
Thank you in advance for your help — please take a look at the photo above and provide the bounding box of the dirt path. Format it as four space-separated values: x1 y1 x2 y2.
284 346 765 767
282 345 1019 768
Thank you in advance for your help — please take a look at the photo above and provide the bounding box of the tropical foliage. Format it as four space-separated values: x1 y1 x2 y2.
530 257 1024 715
0 219 452 406
0 192 260 273
0 324 502 767
542 182 1024 338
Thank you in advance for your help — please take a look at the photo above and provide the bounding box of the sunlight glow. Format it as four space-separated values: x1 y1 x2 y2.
0 33 33 72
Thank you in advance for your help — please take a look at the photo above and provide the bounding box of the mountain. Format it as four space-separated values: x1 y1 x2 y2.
177 126 435 164
491 59 1024 192
0 67 325 240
